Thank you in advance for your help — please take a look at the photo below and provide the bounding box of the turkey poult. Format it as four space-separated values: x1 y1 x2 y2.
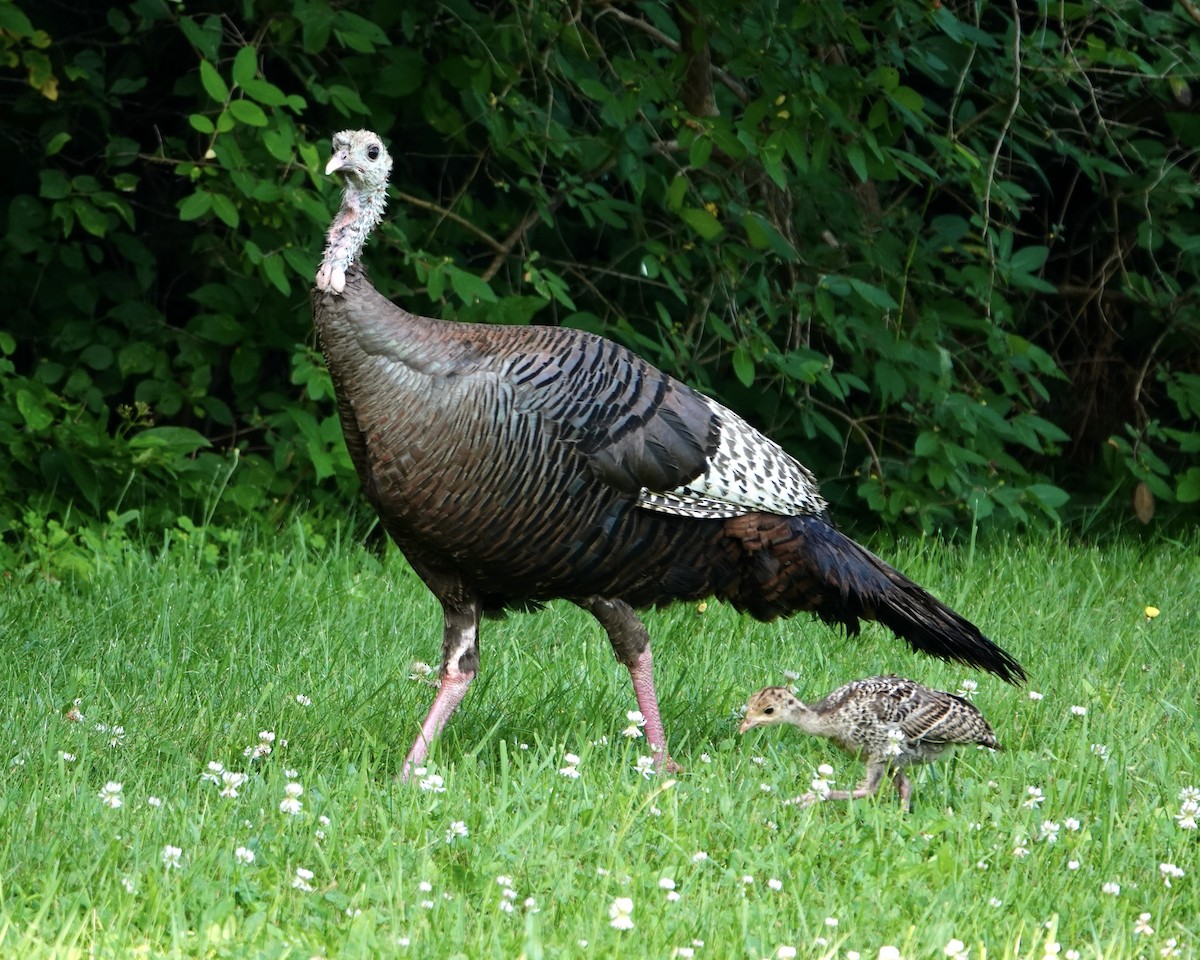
739 677 1000 810
312 129 1025 779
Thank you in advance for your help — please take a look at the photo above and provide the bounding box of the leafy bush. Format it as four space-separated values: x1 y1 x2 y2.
1 0 1198 571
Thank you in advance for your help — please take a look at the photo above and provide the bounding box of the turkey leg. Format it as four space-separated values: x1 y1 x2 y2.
401 600 481 781
580 597 682 773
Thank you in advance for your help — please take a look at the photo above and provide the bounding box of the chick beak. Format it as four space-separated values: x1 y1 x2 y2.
325 148 351 176
738 715 758 735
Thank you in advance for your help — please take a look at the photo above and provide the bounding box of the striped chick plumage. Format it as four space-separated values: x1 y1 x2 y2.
740 676 999 810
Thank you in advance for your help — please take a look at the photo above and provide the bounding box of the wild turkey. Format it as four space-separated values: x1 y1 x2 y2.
739 676 1000 810
312 129 1025 778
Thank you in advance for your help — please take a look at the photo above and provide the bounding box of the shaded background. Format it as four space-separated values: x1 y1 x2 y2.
2 0 1199 574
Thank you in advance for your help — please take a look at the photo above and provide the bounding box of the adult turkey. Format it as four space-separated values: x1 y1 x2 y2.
312 129 1025 778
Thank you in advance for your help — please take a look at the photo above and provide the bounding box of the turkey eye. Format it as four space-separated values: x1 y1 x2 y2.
764 706 774 715
367 144 380 161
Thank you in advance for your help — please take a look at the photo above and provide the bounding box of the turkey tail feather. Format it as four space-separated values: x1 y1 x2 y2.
729 514 1025 684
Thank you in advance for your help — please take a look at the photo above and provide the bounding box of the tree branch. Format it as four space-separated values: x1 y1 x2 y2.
394 190 505 255
595 4 749 105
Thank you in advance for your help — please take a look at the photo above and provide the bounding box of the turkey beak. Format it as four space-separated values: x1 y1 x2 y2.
325 149 350 176
738 715 757 734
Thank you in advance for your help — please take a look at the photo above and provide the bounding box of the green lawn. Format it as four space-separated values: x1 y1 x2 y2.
1 528 1196 958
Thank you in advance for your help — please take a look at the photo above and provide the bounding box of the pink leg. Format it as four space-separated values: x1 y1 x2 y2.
627 646 682 773
400 598 480 782
581 597 681 773
401 670 474 781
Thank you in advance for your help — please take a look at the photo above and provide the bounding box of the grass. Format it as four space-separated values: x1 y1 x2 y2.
1 526 1197 959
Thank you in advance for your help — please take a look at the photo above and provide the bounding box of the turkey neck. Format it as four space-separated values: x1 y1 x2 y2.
319 178 388 282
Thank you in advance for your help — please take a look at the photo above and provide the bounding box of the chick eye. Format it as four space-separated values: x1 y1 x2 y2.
764 706 774 715
367 144 380 161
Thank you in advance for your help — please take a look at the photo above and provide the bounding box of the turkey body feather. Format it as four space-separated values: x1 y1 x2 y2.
311 129 1025 778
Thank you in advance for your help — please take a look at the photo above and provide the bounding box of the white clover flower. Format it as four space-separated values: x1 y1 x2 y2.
496 875 513 887
283 767 298 779
201 761 224 784
691 851 709 863
622 724 644 739
418 881 433 893
824 916 838 927
988 897 1002 907
419 772 446 793
658 877 676 890
559 765 581 779
1159 863 1184 886
884 727 905 757
1038 821 1060 843
776 947 798 960
817 763 834 777
1070 705 1086 716
699 753 712 764
501 887 518 900
1102 880 1120 895
1027 690 1044 701
879 947 903 960
1134 913 1154 936
677 949 694 958
220 771 248 798
293 866 314 892
759 783 772 792
1023 785 1045 808
957 679 978 699
1090 743 1109 760
768 878 783 891
279 782 304 815
161 845 182 869
634 756 656 779
563 752 581 765
1180 786 1200 804
524 896 539 912
98 781 123 809
444 820 469 843
665 890 680 901
295 694 312 706
944 939 969 959
1161 937 1181 957
626 710 645 726
1012 842 1030 858
234 846 255 865
608 896 634 930
108 726 126 748
59 751 76 762
121 876 135 894
498 899 514 913
1063 817 1080 831
740 874 754 885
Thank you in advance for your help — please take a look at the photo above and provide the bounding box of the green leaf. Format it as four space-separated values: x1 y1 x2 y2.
188 113 215 134
16 389 54 431
846 141 869 182
45 132 71 156
447 266 497 305
232 45 258 89
210 193 239 229
846 277 898 310
731 347 755 388
199 59 228 102
39 169 70 200
679 207 724 241
178 190 212 221
228 99 268 127
1177 468 1200 504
